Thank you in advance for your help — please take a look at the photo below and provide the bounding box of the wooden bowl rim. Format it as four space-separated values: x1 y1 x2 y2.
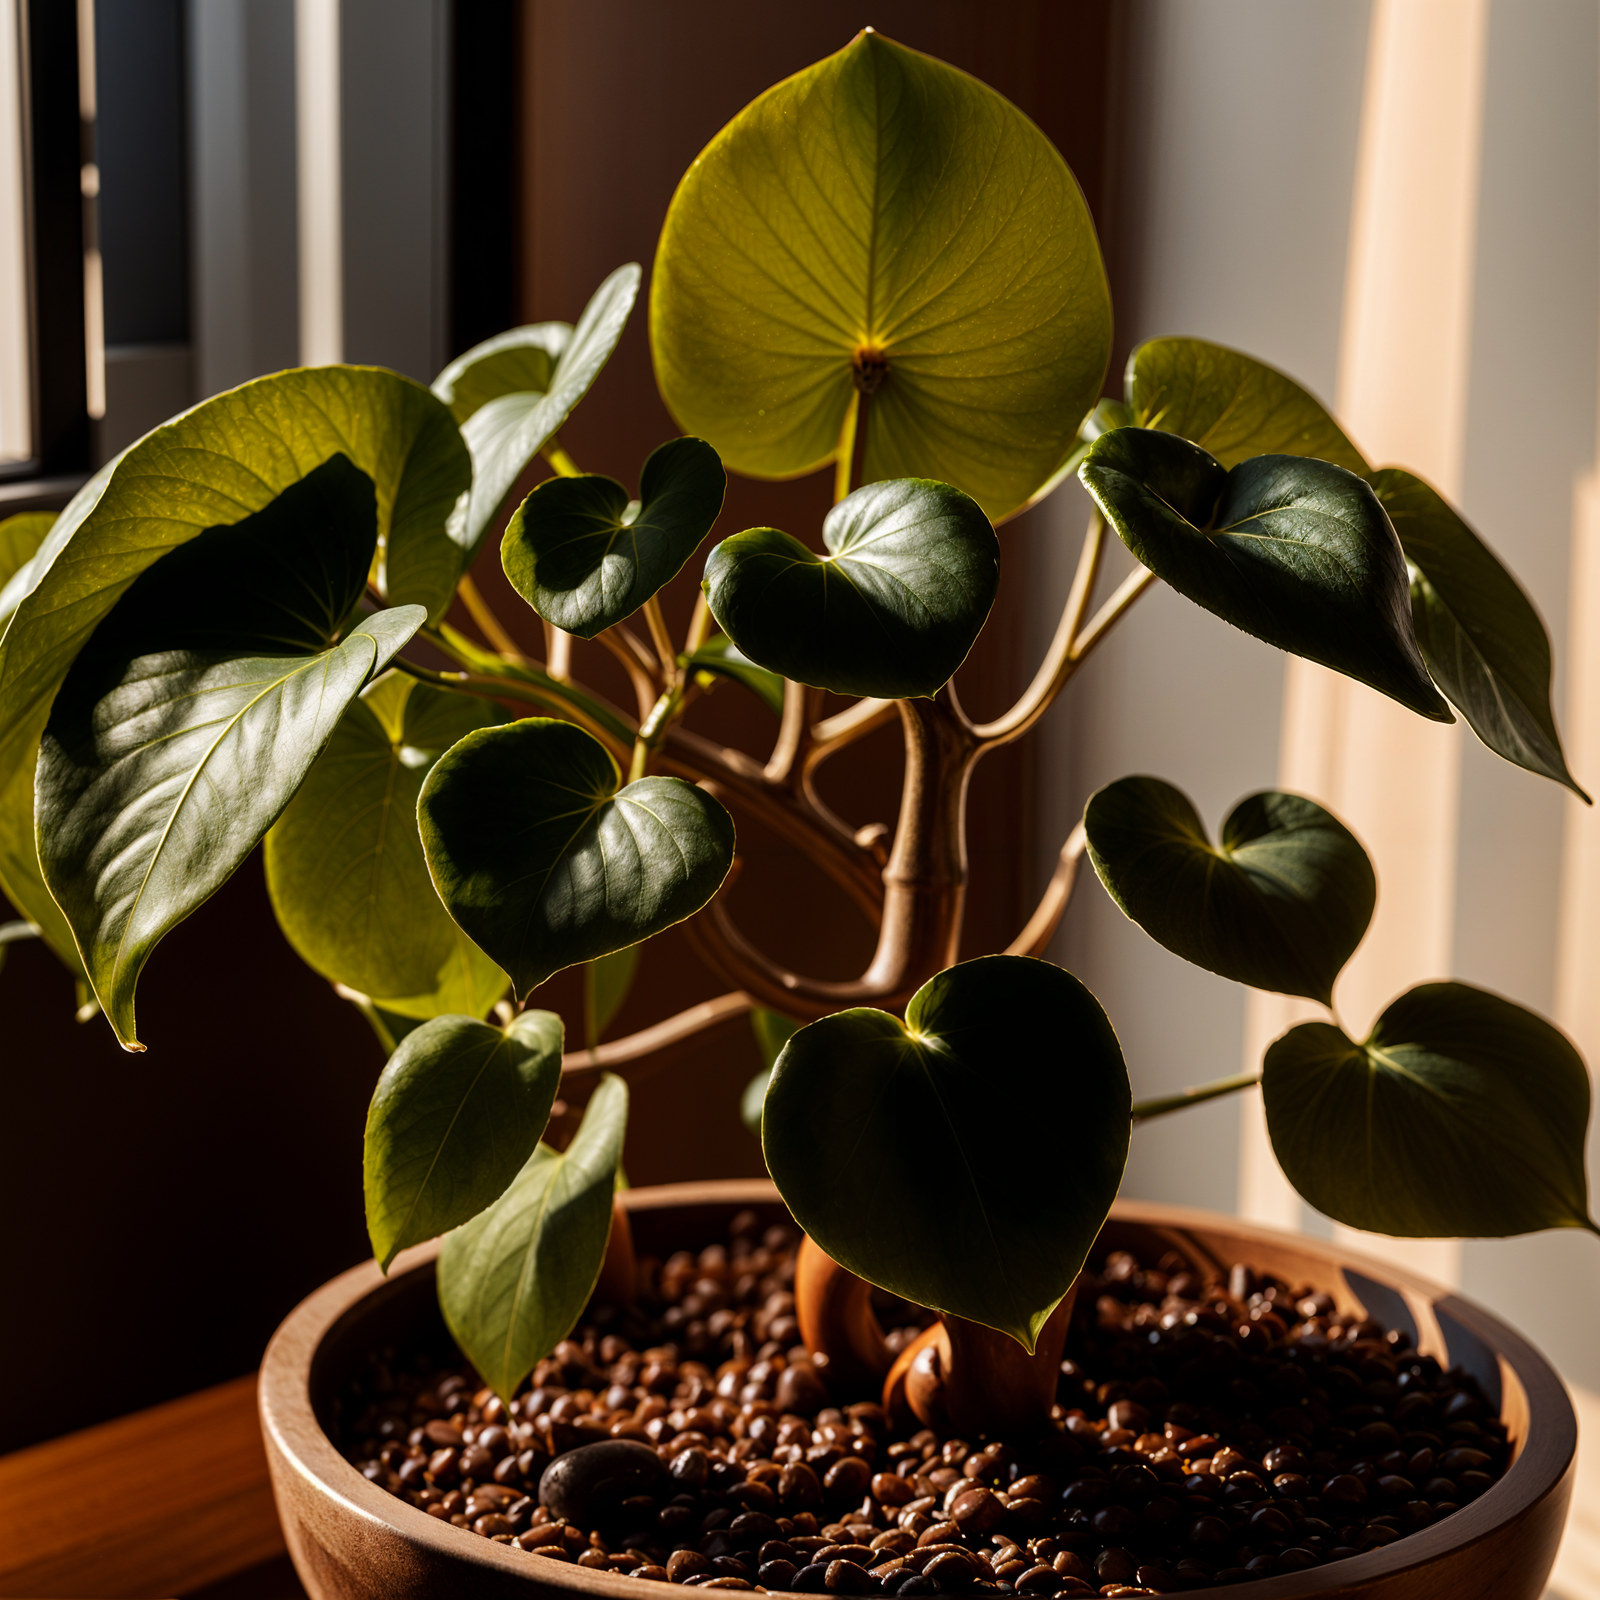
258 1182 1577 1599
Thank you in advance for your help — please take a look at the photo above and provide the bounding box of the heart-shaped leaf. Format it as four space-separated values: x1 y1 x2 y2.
684 634 784 715
364 1008 564 1269
0 368 469 810
265 671 508 1019
1081 429 1451 721
439 1071 629 1402
651 31 1111 522
703 479 998 700
443 264 640 563
1084 777 1375 1005
35 457 424 1047
763 955 1130 1349
1126 338 1369 472
502 437 725 637
418 717 735 1001
433 323 572 424
1368 467 1589 800
1263 982 1599 1238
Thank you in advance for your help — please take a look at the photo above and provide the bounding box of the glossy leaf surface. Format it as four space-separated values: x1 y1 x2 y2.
35 457 422 1046
0 511 82 973
419 718 735 1001
502 437 725 637
703 479 998 699
1082 429 1450 721
0 367 468 803
433 323 572 424
651 31 1110 521
364 1008 564 1269
265 671 508 1019
764 955 1130 1348
1264 983 1598 1238
439 1072 629 1402
685 634 784 715
447 265 640 561
1085 777 1374 1005
1370 467 1588 799
1126 339 1368 472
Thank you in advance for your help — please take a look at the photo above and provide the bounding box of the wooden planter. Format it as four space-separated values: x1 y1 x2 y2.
258 1181 1576 1600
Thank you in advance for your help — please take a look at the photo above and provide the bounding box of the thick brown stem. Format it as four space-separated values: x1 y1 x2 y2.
559 991 754 1081
794 1236 894 1395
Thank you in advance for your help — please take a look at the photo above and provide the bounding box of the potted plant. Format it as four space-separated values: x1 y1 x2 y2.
0 27 1589 1600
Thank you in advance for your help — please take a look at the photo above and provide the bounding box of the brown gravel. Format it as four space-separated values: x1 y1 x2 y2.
338 1211 1507 1593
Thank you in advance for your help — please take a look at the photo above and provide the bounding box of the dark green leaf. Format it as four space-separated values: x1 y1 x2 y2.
265 671 508 1019
1126 338 1368 472
0 368 469 813
443 265 640 562
740 1008 800 1137
1084 777 1375 1005
433 323 571 424
418 718 735 1002
502 437 725 638
36 457 423 1047
1369 467 1588 800
703 478 998 700
651 31 1111 521
1264 982 1599 1238
584 944 640 1051
685 634 784 715
1081 429 1451 721
364 1008 564 1269
763 955 1130 1349
439 1072 629 1402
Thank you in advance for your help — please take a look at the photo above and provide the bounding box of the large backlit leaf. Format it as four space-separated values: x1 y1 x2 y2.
1082 429 1450 721
418 718 735 1001
1369 467 1588 800
364 1008 564 1269
265 671 508 1020
702 478 998 699
35 457 423 1046
1264 982 1598 1238
651 31 1111 522
764 956 1130 1349
0 511 82 974
439 1072 629 1402
1126 338 1368 472
1085 777 1375 1005
443 265 640 562
0 367 469 805
502 436 725 637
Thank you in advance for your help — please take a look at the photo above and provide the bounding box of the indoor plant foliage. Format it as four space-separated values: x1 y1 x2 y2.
1 21 1595 1464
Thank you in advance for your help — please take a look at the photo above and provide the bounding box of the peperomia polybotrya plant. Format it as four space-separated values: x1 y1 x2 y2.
1 30 1596 1428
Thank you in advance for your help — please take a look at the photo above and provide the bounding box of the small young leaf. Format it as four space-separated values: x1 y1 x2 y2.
418 718 735 1001
763 956 1130 1350
502 437 725 638
1263 982 1599 1238
445 264 641 563
1081 429 1451 722
265 672 508 1020
1369 467 1589 801
1084 777 1375 1005
439 1072 629 1403
1126 338 1368 472
584 944 640 1051
703 479 999 700
684 634 784 715
364 1008 564 1269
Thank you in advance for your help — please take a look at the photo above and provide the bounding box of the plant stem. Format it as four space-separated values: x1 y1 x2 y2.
1131 1071 1261 1123
547 626 573 682
334 983 398 1056
1072 566 1158 663
457 573 527 662
642 596 677 683
543 436 582 477
685 591 712 656
1004 823 1086 957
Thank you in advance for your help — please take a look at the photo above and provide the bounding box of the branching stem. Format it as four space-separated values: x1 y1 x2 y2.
1131 1072 1261 1123
457 574 528 662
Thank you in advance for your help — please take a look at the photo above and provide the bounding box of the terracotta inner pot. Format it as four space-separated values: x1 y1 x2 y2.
260 1182 1577 1600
